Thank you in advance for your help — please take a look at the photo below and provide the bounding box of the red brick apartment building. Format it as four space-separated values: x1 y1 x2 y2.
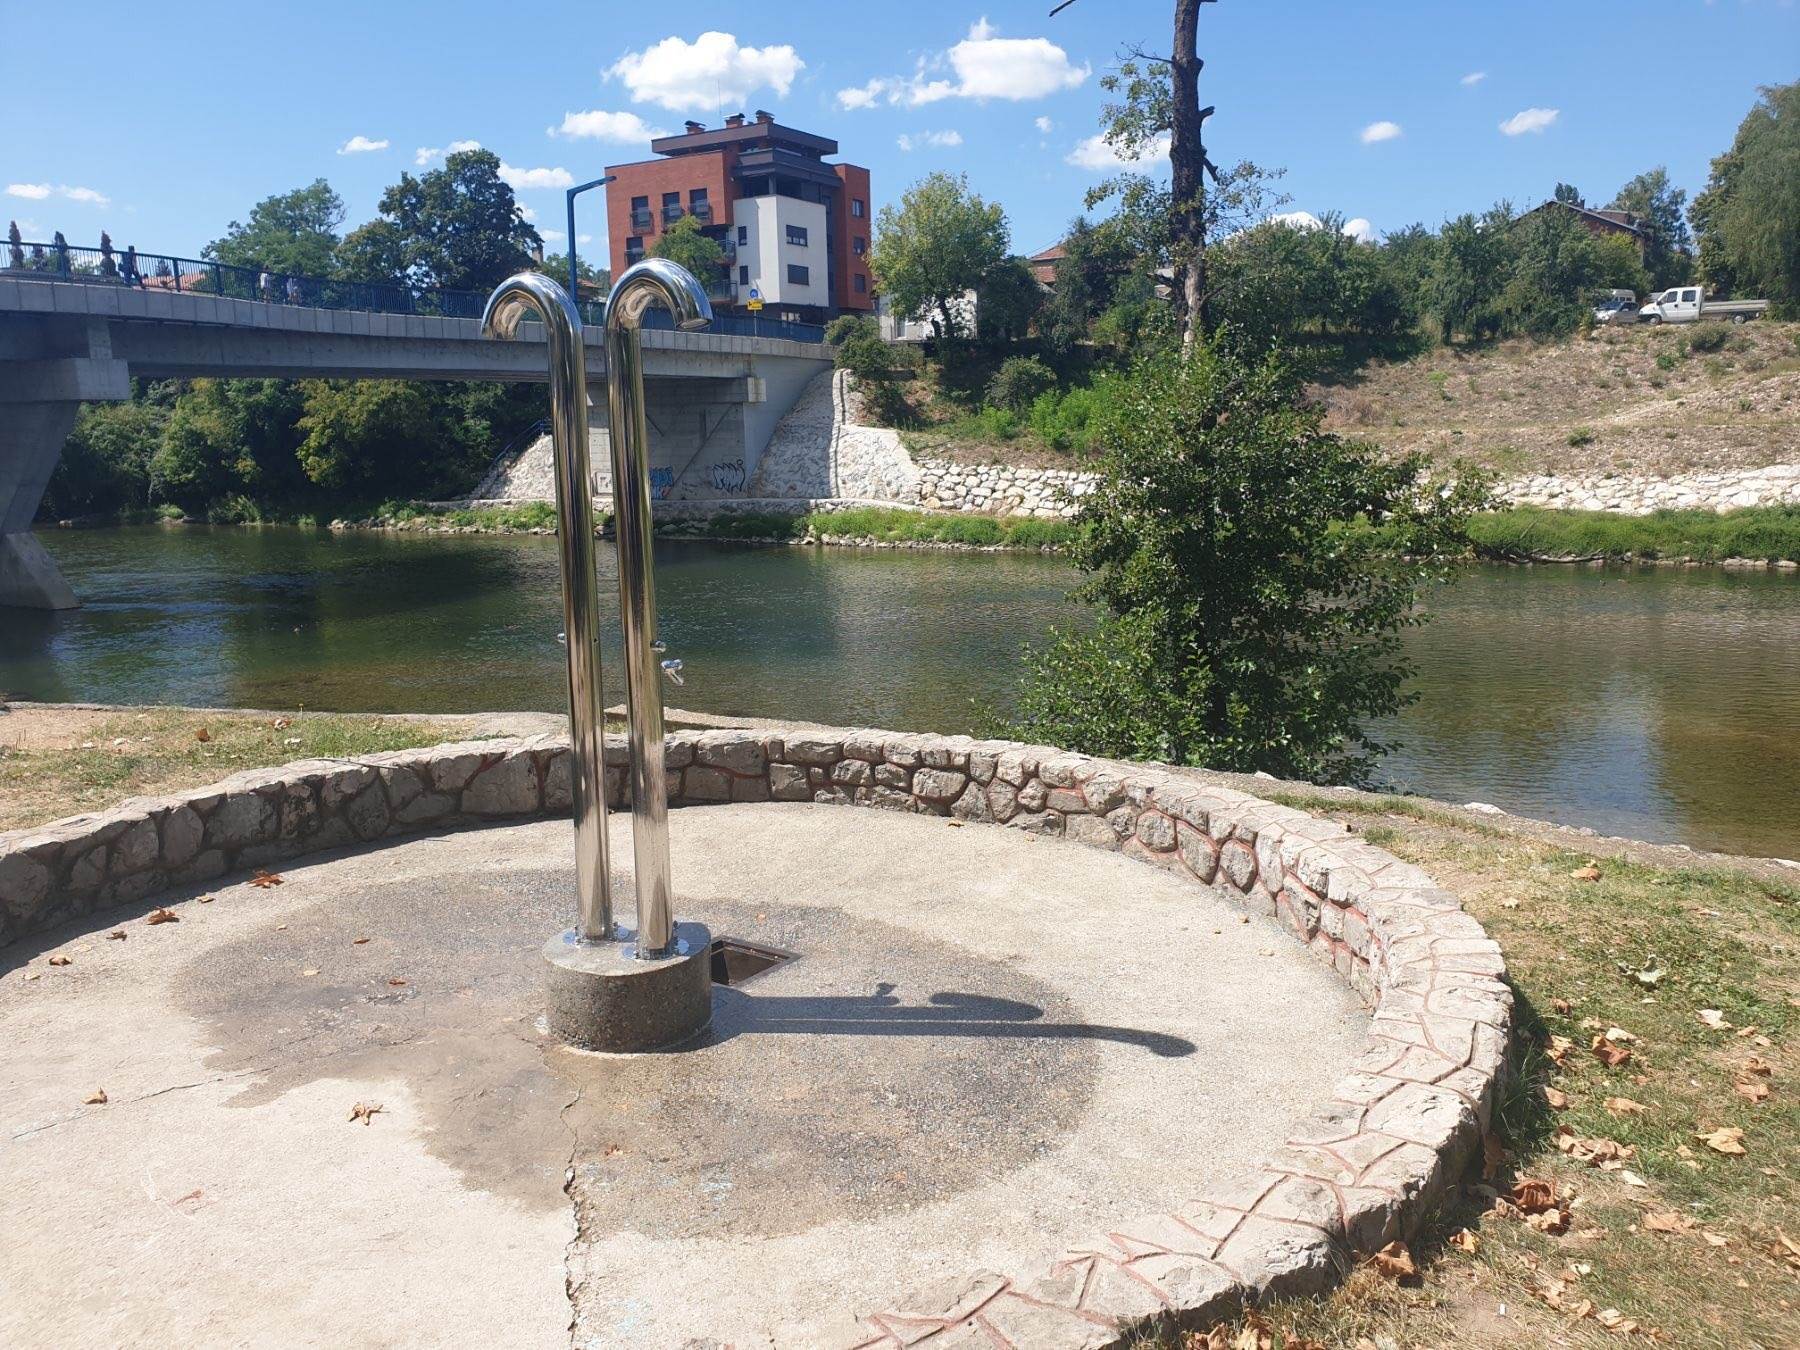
604 112 874 325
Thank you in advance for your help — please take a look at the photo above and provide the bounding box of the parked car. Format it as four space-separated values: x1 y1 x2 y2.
1592 289 1640 325
1638 287 1770 325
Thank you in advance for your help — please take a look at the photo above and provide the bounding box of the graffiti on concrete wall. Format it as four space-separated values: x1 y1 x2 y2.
648 467 675 500
707 458 746 493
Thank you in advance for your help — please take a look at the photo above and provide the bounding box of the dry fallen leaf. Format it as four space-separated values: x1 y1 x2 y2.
1734 1079 1770 1104
1548 1034 1575 1067
1696 1127 1746 1155
249 869 283 888
1596 1308 1638 1334
1702 1231 1729 1247
271 716 291 729
1605 1096 1647 1116
194 726 210 742
387 977 408 987
83 1088 108 1105
352 936 371 945
1551 997 1573 1016
1371 1240 1417 1280
1483 1132 1509 1178
106 929 127 941
348 1102 384 1126
1544 1085 1570 1109
1698 1008 1731 1030
1570 864 1602 881
1643 1210 1692 1234
1448 1228 1481 1254
1526 1207 1571 1235
1742 1055 1773 1077
1591 1037 1633 1069
145 907 178 925
46 954 72 966
1512 1177 1558 1214
196 894 214 903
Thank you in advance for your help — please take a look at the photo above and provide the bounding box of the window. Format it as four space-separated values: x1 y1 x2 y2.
662 192 680 206
737 225 748 245
739 265 749 284
1682 289 1699 303
689 187 711 219
625 236 645 260
853 273 866 294
851 198 865 218
852 236 866 256
629 195 652 229
787 263 810 286
661 191 683 223
785 224 809 247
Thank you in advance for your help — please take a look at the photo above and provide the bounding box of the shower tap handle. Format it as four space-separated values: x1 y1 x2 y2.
660 658 684 686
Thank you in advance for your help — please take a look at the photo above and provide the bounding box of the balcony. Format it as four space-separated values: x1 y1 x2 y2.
630 209 653 230
624 246 646 265
690 200 712 222
662 204 685 224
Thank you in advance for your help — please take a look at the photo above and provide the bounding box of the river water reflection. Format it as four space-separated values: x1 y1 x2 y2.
6 526 1797 858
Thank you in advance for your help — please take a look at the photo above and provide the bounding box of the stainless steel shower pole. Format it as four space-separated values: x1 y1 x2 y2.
601 258 712 958
480 273 614 942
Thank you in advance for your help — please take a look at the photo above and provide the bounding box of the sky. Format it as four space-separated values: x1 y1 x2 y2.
3 0 1796 265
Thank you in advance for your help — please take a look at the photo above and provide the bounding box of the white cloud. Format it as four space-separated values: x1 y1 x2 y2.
1035 115 1054 133
1460 71 1486 87
836 79 886 111
1360 120 1402 144
607 32 803 113
1499 106 1558 136
540 228 566 242
897 130 964 151
1065 131 1170 171
6 182 109 206
836 20 1087 110
577 233 593 246
946 20 1088 101
1342 217 1376 242
1271 210 1323 231
499 162 575 190
551 110 668 142
517 204 538 221
414 139 481 166
337 135 389 155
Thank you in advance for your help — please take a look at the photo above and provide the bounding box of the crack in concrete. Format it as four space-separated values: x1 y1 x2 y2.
558 1082 587 1347
9 1069 261 1140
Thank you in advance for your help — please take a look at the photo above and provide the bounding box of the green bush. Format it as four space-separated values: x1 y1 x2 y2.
1567 426 1598 447
824 314 876 347
1655 351 1679 371
986 356 1057 412
972 406 1020 441
1687 322 1731 353
1028 384 1107 452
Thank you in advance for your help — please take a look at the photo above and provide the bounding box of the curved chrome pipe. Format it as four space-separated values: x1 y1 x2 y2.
602 258 713 958
481 272 614 943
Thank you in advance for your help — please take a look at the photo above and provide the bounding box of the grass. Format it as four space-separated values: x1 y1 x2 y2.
1470 505 1800 563
1138 790 1800 1348
375 500 566 532
0 708 463 832
692 506 1081 550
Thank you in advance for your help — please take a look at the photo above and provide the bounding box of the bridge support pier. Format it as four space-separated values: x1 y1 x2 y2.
0 403 82 610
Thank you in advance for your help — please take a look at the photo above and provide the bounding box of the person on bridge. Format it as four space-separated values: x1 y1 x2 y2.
285 275 301 305
119 246 143 288
259 270 274 301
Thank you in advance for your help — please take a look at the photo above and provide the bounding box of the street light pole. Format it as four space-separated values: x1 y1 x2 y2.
565 175 615 309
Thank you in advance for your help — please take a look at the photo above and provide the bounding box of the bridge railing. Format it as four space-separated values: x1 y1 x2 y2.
2 239 826 344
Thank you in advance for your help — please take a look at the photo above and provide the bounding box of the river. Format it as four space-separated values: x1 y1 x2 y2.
5 526 1797 859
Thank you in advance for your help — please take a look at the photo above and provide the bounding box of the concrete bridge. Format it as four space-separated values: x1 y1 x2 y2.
0 274 832 609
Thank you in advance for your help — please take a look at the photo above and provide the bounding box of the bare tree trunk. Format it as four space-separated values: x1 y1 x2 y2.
1168 0 1208 350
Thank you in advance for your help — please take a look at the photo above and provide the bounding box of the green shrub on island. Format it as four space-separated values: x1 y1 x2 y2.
985 356 1056 412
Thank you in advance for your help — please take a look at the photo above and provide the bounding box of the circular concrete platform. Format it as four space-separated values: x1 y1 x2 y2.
1 804 1369 1348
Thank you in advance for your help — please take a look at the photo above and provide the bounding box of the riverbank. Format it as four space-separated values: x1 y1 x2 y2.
7 703 1796 1346
340 500 1800 565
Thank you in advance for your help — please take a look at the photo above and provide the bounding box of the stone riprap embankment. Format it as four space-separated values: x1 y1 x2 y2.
472 368 1799 523
1 724 1510 1344
1499 462 1800 515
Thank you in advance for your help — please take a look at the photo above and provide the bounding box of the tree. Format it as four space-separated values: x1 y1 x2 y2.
1040 215 1134 355
1690 82 1800 306
6 220 22 270
1554 182 1585 207
870 172 1008 339
333 220 410 287
1011 335 1484 784
363 148 541 291
648 215 724 281
1059 0 1220 349
41 402 170 518
1608 167 1692 286
205 179 345 277
1500 205 1643 335
974 256 1042 346
1422 208 1512 341
538 252 610 300
295 381 470 498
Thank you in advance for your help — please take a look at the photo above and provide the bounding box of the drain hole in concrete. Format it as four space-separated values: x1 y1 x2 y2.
710 937 794 987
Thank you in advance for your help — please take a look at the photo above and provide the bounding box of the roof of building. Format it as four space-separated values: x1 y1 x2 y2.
649 113 838 160
1526 199 1649 237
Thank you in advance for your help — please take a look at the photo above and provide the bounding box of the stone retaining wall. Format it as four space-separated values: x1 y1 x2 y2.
1498 462 1800 515
0 728 1510 1346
